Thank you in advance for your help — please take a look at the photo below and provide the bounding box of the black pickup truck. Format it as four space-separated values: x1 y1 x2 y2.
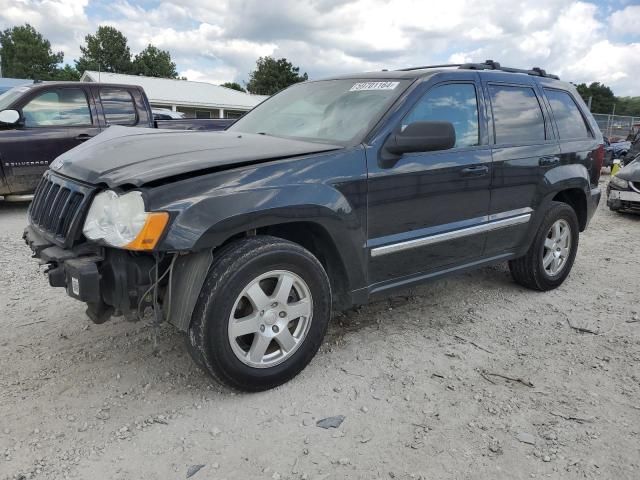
24 61 603 391
0 81 234 198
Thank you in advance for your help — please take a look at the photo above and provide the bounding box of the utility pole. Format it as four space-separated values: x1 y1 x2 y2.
587 96 592 111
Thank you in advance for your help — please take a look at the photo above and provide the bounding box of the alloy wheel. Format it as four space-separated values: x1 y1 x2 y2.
542 219 572 276
228 270 313 368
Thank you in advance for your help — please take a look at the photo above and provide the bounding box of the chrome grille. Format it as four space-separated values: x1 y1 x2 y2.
630 181 640 194
28 172 94 248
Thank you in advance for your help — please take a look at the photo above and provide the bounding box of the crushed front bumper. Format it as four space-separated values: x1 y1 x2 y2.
24 225 156 322
607 187 640 212
24 225 103 303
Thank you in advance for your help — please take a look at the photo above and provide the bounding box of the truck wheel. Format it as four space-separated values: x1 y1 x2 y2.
509 202 579 291
188 236 331 391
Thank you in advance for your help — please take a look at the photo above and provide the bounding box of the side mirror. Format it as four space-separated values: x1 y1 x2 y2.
0 109 20 125
385 121 456 158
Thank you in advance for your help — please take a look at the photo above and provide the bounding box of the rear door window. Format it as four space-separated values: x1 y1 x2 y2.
544 89 591 139
23 88 91 127
488 84 546 144
100 88 137 125
403 83 480 148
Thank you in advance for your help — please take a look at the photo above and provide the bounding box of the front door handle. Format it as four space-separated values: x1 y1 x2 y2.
539 156 560 167
75 134 94 141
461 165 489 177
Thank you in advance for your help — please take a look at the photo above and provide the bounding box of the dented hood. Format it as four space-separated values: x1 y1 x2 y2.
53 126 341 188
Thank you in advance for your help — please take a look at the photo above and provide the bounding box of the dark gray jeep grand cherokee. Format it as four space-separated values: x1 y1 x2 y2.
24 61 603 391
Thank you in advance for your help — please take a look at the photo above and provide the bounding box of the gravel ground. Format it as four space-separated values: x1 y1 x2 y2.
1 174 639 480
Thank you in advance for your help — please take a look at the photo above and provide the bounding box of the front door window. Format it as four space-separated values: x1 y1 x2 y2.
403 83 479 148
23 89 92 127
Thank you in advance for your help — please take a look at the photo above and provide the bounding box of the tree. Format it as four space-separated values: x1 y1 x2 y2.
75 26 132 74
575 82 615 114
132 44 178 78
0 24 63 80
615 96 640 117
52 64 81 81
221 82 246 92
246 57 308 95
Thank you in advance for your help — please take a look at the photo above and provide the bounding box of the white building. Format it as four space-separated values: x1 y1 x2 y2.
80 71 267 119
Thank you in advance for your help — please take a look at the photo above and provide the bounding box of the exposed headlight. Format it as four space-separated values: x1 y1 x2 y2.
83 190 168 250
609 175 629 190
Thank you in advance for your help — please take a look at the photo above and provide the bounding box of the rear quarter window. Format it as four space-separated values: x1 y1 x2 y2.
100 88 137 125
488 84 546 144
544 89 591 139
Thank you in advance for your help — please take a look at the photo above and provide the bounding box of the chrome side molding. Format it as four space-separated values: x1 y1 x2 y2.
370 208 532 257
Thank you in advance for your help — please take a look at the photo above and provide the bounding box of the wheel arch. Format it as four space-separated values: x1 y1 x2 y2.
166 218 362 333
254 221 352 310
551 188 588 231
540 165 591 232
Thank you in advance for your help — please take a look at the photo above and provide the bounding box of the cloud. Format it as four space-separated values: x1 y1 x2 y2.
566 40 640 86
0 0 89 60
609 4 640 35
0 0 639 95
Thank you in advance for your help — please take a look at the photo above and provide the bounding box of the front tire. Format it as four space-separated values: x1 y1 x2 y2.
509 202 579 291
188 236 331 391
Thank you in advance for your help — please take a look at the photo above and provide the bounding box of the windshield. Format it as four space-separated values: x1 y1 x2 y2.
229 79 410 145
0 86 31 111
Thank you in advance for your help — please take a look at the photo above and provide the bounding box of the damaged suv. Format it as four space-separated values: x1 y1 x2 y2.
25 61 603 391
607 154 640 213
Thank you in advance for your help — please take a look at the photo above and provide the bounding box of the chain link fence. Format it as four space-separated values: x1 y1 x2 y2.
592 113 640 139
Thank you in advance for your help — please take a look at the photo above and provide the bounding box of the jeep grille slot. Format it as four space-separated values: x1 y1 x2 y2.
28 172 93 248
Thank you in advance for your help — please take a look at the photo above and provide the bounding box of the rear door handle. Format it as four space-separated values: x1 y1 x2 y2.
75 134 94 141
461 165 489 177
539 156 560 167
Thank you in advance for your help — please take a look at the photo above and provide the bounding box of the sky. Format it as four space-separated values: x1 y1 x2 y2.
1 0 640 95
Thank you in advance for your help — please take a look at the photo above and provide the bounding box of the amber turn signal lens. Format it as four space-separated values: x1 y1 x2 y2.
125 212 169 251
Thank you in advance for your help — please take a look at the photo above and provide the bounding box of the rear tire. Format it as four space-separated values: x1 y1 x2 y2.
187 236 331 391
509 202 579 291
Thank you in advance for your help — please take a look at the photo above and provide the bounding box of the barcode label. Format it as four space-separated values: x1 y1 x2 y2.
350 82 400 91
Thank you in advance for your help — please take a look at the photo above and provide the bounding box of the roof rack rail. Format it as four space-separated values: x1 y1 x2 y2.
396 64 463 71
459 60 560 80
395 60 559 80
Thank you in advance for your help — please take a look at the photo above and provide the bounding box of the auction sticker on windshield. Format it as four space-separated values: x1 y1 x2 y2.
350 82 400 91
